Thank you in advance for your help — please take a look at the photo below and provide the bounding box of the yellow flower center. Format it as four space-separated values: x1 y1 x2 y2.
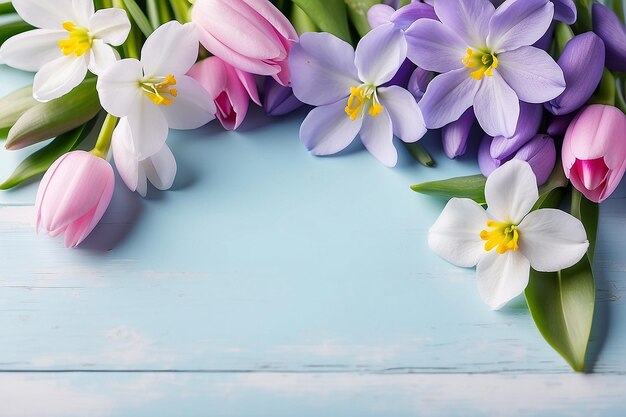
345 85 383 121
480 220 520 254
58 22 92 57
462 48 499 80
140 75 178 106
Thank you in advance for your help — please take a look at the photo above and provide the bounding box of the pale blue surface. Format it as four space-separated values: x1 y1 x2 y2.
0 65 625 416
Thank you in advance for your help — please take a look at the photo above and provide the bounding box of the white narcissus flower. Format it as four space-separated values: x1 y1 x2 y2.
0 0 131 101
428 160 589 310
97 21 215 196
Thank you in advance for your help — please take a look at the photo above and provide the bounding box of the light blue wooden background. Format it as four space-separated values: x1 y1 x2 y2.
0 65 625 417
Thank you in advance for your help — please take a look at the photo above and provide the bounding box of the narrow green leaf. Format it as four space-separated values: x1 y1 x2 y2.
0 2 16 14
532 187 565 212
122 0 155 37
345 0 380 37
0 84 38 129
533 162 569 210
0 20 35 44
292 4 319 35
410 174 486 205
405 142 435 167
291 0 352 42
146 0 161 29
169 0 192 23
6 78 101 150
0 118 98 190
570 189 599 263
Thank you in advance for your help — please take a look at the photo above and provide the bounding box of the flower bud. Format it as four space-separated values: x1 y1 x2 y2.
592 3 626 73
442 108 474 159
263 77 303 117
490 102 543 160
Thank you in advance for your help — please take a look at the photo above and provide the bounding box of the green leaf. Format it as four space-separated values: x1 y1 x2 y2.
0 84 38 129
410 174 486 205
6 78 101 150
0 118 98 190
122 0 155 37
405 142 435 167
0 2 16 14
292 4 319 35
570 189 599 263
0 20 35 44
291 0 352 42
345 0 380 37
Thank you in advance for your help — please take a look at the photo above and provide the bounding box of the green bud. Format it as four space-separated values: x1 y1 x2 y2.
410 174 486 205
6 78 101 150
0 85 39 129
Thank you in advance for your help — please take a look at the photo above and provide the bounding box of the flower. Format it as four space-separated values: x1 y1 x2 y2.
368 1 437 31
592 3 626 73
489 102 543 160
289 25 427 167
441 108 474 159
0 0 130 102
547 32 605 116
192 0 298 86
479 134 557 185
97 21 215 161
35 151 115 248
563 105 626 203
189 56 260 130
405 0 565 137
491 0 577 24
112 118 177 197
429 160 589 309
263 77 304 117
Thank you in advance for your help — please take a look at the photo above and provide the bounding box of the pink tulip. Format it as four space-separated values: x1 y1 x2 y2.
35 151 115 248
189 56 260 130
563 104 626 203
192 0 298 86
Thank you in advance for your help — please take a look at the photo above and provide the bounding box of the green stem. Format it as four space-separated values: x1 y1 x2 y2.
169 0 191 23
614 0 625 24
91 114 118 159
158 1 174 23
112 0 141 59
554 22 574 56
589 69 616 106
146 0 161 28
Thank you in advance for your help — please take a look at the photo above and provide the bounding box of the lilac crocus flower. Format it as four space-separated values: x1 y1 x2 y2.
491 0 576 24
405 0 565 138
289 25 426 167
592 3 626 73
263 77 303 117
442 108 474 158
369 1 437 31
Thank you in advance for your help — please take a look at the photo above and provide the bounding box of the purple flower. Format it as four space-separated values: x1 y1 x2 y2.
442 108 474 158
480 134 557 185
369 1 437 31
547 32 605 116
407 67 431 101
289 25 426 167
405 0 565 137
263 77 304 117
592 3 626 73
490 102 543 160
491 0 576 23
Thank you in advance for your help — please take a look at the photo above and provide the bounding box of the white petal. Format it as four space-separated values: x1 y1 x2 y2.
12 0 74 29
377 86 426 143
159 75 216 130
428 198 489 268
0 29 65 72
141 21 199 77
473 71 520 138
355 24 407 85
127 98 170 160
484 160 539 224
136 164 148 198
142 144 177 191
476 250 530 310
71 0 94 26
96 58 143 117
518 209 589 272
360 110 397 167
88 40 118 74
89 8 131 46
111 118 140 193
32 55 88 101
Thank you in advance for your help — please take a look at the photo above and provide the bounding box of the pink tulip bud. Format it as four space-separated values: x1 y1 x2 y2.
563 104 626 203
35 151 115 248
192 0 298 86
189 56 261 131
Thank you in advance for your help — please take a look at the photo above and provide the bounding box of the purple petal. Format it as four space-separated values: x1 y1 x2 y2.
490 102 543 160
552 0 577 24
419 68 480 129
263 77 304 116
355 24 407 85
288 32 359 106
300 99 363 155
478 135 500 176
592 3 626 73
487 0 554 52
383 59 416 89
533 21 555 51
405 19 467 73
407 67 431 101
547 32 605 116
390 2 438 31
360 110 397 167
497 46 565 103
473 71 519 137
368 4 395 29
442 108 474 159
547 113 575 136
378 85 427 143
434 0 495 46
513 134 556 185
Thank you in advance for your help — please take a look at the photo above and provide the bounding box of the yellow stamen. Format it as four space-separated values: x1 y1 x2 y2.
58 21 92 57
345 85 384 121
463 48 498 81
480 220 520 255
140 75 178 106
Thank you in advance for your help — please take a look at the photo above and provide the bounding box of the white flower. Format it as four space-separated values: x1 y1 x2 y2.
112 118 177 197
0 0 131 102
97 21 215 162
428 160 589 310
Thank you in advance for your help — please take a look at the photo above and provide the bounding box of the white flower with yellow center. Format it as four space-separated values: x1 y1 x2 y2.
97 21 216 162
0 0 131 102
428 160 589 310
